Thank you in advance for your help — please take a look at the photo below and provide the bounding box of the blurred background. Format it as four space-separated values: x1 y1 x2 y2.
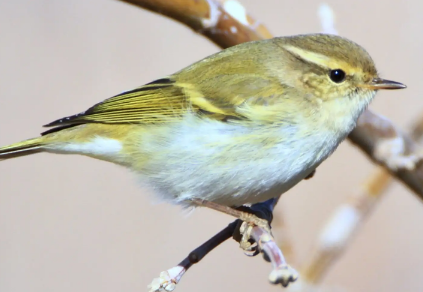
0 0 422 291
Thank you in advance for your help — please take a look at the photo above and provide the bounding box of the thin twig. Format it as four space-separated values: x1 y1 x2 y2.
249 226 299 287
149 199 296 291
148 221 238 292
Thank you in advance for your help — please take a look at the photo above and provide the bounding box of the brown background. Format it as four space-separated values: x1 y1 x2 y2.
0 0 422 291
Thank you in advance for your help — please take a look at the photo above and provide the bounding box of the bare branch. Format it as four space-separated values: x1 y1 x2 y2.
300 167 391 283
300 113 423 284
272 207 296 264
149 221 238 292
249 226 299 287
148 209 297 291
118 0 272 49
349 111 423 195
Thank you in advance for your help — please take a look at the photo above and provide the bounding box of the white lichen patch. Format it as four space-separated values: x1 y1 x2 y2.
374 136 423 171
201 0 221 28
222 0 249 26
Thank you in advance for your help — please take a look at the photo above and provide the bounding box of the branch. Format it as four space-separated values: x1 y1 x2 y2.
349 111 423 195
118 0 272 49
300 167 392 284
149 221 238 292
300 113 423 284
149 200 298 291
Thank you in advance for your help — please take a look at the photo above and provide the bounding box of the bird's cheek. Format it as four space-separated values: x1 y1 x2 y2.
304 93 323 107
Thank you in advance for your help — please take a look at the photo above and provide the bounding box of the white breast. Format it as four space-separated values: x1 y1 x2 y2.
135 114 344 207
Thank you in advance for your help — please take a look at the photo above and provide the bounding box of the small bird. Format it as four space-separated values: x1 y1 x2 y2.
0 34 405 229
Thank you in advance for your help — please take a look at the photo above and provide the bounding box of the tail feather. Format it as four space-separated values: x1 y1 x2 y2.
0 137 43 161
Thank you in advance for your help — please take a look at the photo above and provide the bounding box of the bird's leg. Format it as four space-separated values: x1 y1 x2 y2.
190 198 273 252
190 198 298 287
234 199 276 253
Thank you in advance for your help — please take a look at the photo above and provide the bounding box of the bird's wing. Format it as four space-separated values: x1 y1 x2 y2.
43 72 287 129
44 78 188 127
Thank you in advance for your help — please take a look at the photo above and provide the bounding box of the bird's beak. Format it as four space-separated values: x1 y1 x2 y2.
359 78 407 90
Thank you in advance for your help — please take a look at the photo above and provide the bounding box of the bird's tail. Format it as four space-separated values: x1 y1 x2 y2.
0 137 44 161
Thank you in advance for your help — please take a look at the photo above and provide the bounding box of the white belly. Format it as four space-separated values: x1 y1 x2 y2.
135 116 344 207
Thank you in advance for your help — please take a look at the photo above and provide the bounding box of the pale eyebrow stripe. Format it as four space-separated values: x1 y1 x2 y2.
282 45 359 75
283 45 331 69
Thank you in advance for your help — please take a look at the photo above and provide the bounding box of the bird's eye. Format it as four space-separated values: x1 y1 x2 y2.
329 69 346 83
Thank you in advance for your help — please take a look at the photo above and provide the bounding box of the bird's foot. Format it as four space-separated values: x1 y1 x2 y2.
190 198 272 253
237 215 271 254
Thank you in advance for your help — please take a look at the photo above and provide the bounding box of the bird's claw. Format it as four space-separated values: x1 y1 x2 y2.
239 220 271 255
